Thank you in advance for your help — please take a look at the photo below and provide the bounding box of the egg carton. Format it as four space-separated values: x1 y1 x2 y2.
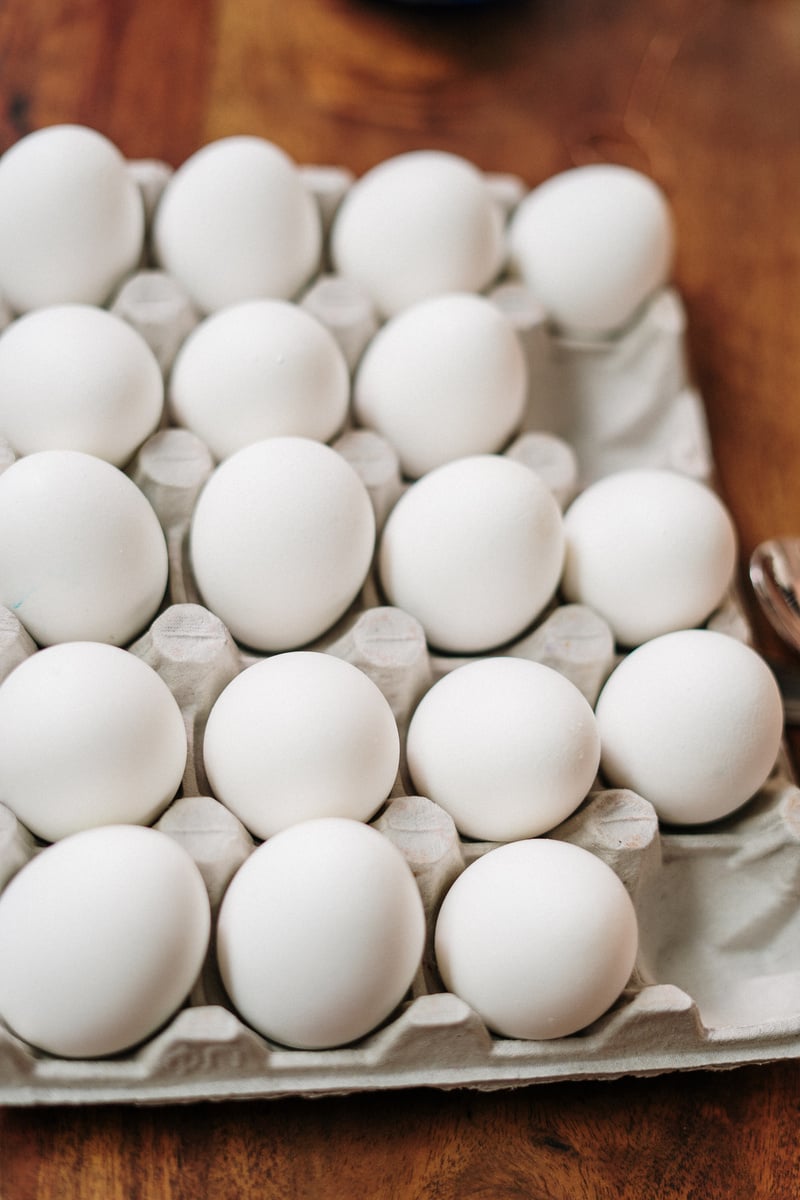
0 162 797 1105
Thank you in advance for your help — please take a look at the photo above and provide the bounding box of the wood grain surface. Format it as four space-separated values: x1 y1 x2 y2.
1 0 800 1196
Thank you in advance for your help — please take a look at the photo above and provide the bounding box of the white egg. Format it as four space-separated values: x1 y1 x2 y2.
378 454 564 653
0 824 210 1058
407 657 600 841
0 449 168 646
204 651 400 838
330 150 505 317
353 293 527 478
216 817 425 1048
0 642 187 842
508 164 674 336
434 838 638 1040
168 299 350 460
0 125 144 313
189 437 375 651
0 305 163 466
596 629 784 825
562 468 737 647
152 136 322 313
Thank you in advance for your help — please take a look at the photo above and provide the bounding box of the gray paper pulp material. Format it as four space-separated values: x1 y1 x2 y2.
492 281 714 487
0 166 795 1104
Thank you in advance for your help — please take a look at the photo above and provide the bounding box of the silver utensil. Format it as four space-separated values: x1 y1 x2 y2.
750 538 800 723
750 538 800 653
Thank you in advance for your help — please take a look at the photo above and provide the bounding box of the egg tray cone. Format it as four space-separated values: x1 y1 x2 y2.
1 162 799 1104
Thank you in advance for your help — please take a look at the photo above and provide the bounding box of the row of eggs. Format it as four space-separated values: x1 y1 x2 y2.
0 125 781 1067
0 124 671 333
0 816 638 1060
0 291 528 477
3 621 781 848
0 432 751 670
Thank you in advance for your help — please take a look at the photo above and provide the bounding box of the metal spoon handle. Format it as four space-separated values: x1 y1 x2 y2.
750 539 800 654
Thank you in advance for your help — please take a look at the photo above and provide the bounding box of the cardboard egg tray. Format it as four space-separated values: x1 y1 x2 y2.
1 162 799 1105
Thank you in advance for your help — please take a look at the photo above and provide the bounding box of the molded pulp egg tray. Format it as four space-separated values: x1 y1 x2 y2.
1 161 799 1106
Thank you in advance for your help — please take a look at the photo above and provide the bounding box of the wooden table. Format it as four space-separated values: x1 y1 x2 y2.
1 0 800 1195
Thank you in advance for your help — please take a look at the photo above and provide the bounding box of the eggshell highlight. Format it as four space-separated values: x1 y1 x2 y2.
330 150 505 317
353 293 527 478
0 125 144 313
434 838 638 1040
189 437 375 652
596 629 783 825
0 450 168 646
216 818 425 1049
204 651 400 838
152 136 322 313
407 657 601 840
0 642 187 841
0 304 163 466
508 163 673 335
168 299 349 460
378 454 564 653
562 468 737 647
0 825 210 1058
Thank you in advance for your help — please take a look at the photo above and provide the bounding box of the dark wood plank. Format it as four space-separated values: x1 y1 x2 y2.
3 1063 800 1199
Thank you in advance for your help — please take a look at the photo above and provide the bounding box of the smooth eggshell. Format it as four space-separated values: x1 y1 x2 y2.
189 437 375 652
595 629 784 825
330 150 505 317
152 136 322 313
0 642 187 841
406 657 601 840
353 293 527 478
508 164 673 336
168 299 350 460
434 838 639 1040
0 450 168 646
0 825 210 1058
562 468 737 647
378 454 565 653
204 651 400 838
216 818 425 1049
0 304 164 466
0 125 144 313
